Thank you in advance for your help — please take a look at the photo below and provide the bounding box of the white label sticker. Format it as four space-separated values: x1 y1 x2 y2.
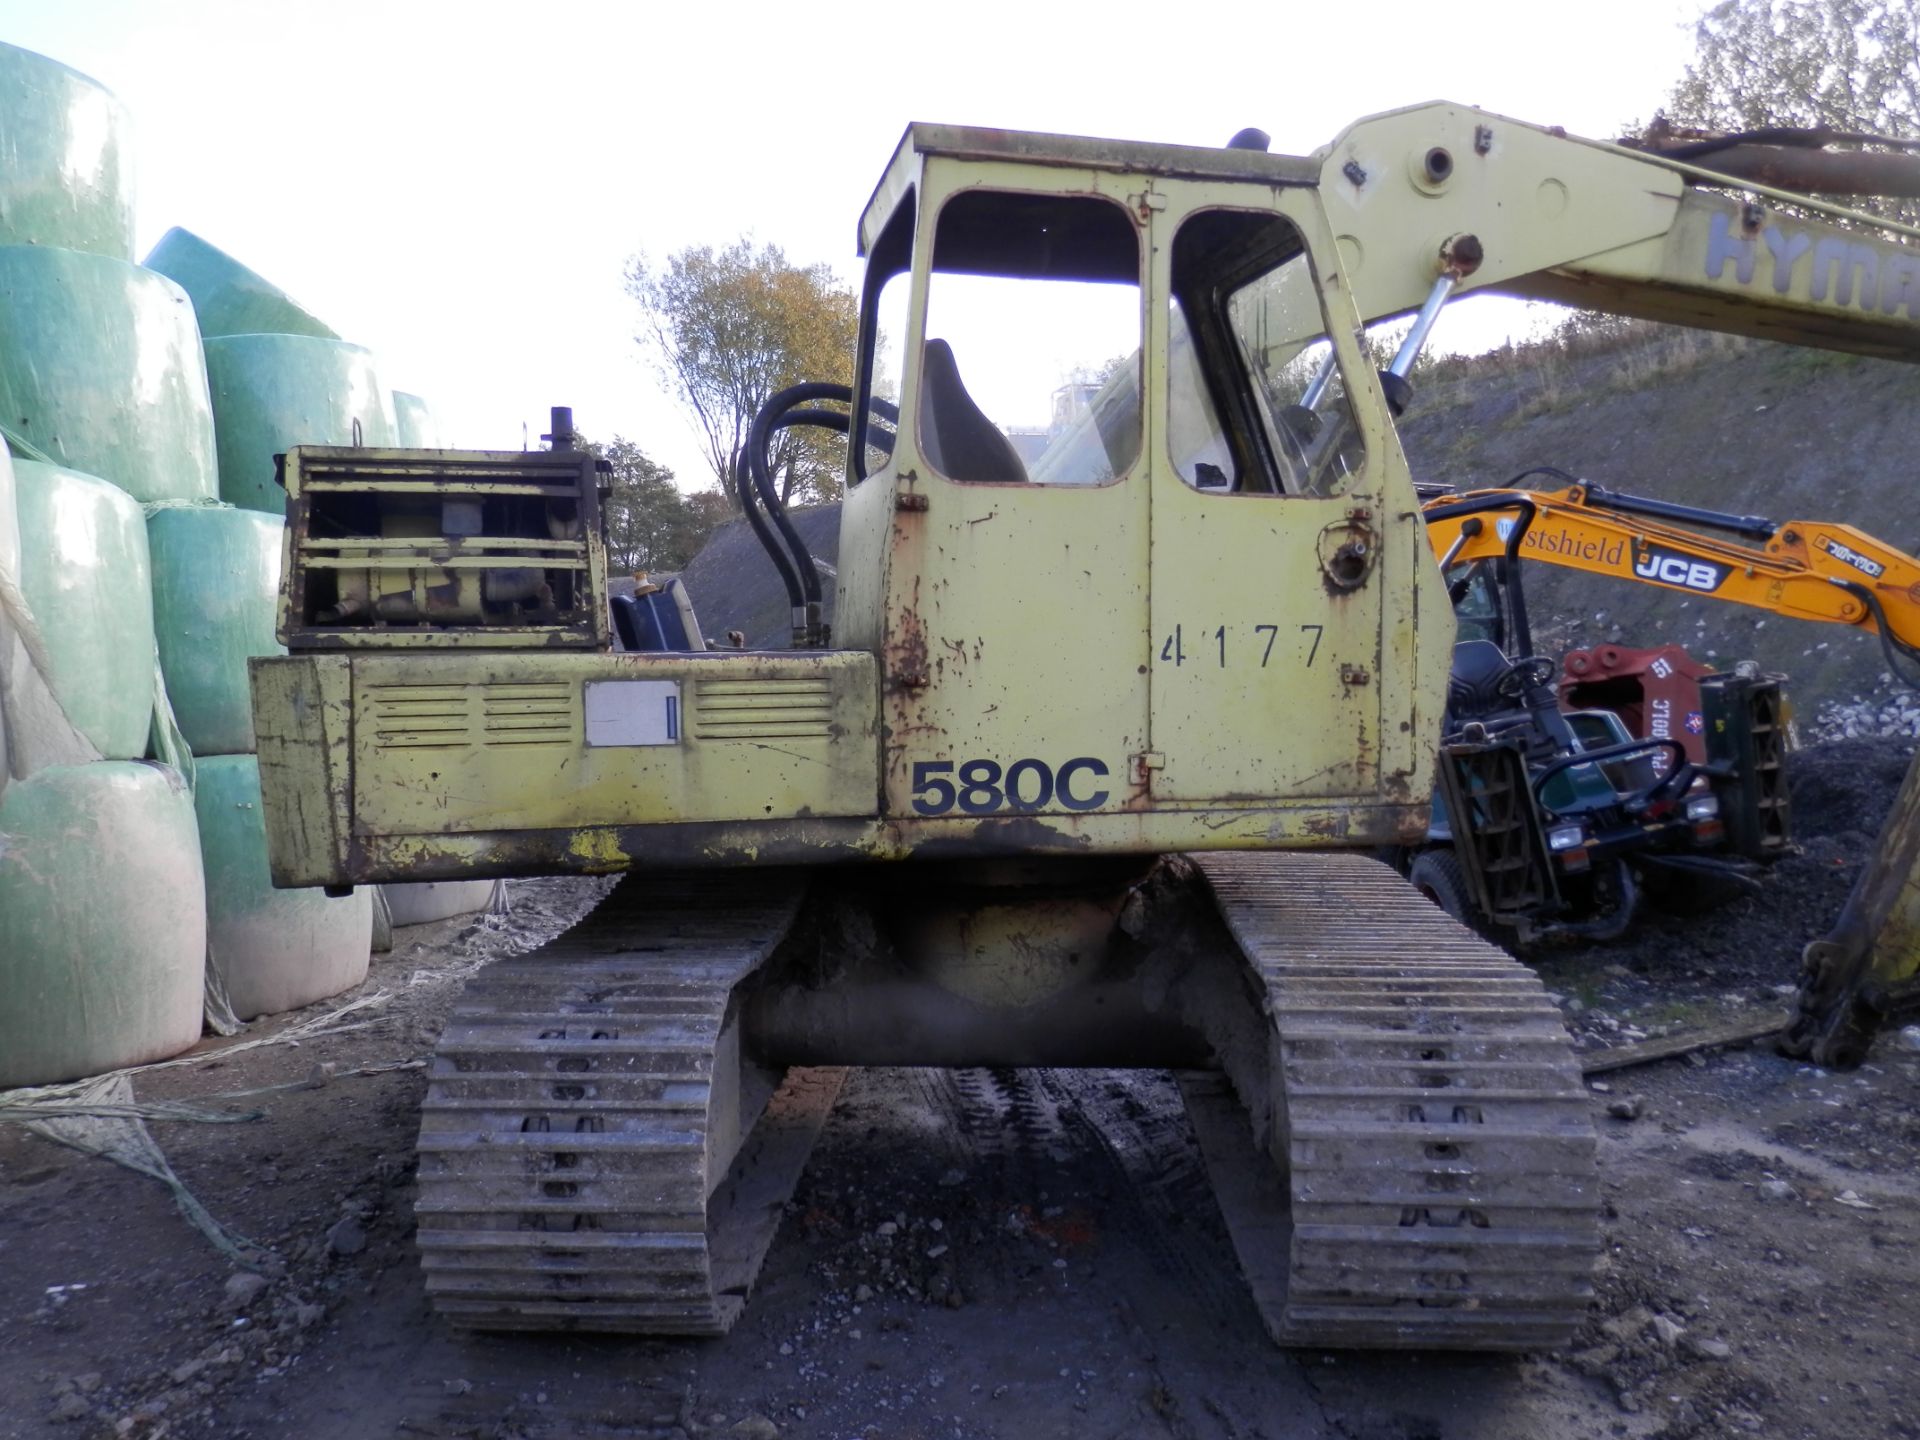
583 680 682 746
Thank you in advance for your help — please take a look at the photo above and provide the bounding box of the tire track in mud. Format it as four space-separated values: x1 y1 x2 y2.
1032 1069 1258 1320
884 1065 1280 1439
906 1066 1258 1323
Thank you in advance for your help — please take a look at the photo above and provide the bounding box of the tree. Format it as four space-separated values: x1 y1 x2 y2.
627 238 860 507
1662 0 1920 221
577 436 729 576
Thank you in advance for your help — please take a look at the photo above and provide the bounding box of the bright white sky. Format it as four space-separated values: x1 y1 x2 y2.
0 0 1701 491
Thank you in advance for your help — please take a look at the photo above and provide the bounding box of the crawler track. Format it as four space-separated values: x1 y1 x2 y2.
415 871 841 1334
1190 852 1598 1350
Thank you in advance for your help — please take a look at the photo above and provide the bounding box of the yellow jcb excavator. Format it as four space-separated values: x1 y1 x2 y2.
248 102 1920 1349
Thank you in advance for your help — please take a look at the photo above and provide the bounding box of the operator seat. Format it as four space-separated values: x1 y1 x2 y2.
919 339 1028 484
1447 638 1581 754
1446 639 1514 724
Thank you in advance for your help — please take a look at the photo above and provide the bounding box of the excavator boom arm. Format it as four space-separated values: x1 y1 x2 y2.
1306 103 1920 363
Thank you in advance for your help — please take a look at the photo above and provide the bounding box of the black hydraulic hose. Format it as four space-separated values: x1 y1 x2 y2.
774 405 896 460
749 382 861 607
1504 465 1583 489
736 386 901 627
1833 576 1920 691
1422 492 1537 554
733 448 805 615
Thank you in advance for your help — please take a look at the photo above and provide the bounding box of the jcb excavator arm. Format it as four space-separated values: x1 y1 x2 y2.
1304 103 1920 1066
1420 477 1920 682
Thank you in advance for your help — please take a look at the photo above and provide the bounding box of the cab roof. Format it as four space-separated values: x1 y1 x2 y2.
859 123 1320 255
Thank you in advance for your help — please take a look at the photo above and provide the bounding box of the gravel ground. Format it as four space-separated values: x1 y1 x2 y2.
2 742 1918 1440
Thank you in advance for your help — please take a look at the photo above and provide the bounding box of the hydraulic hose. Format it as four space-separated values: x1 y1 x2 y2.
1833 576 1920 691
732 448 805 620
739 385 902 644
749 382 857 609
1505 465 1779 540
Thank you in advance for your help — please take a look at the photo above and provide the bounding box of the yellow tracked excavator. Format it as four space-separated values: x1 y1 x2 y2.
249 104 1920 1348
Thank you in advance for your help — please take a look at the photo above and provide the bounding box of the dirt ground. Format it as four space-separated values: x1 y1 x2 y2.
4 742 1920 1440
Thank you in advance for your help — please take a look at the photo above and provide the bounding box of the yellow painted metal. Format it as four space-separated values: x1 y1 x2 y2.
329 803 1424 890
1313 102 1920 359
250 653 355 889
252 649 884 885
350 651 878 833
1144 177 1410 805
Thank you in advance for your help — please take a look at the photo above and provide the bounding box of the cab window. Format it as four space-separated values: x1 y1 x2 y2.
1169 209 1368 497
918 191 1141 486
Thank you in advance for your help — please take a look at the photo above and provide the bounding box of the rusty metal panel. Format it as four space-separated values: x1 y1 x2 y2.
350 650 878 837
1146 484 1385 801
1141 178 1416 805
250 654 356 888
873 157 1153 823
341 798 1435 885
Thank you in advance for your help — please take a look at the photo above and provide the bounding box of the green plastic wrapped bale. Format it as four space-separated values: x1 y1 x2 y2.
148 505 284 756
0 45 134 259
386 880 501 926
204 335 397 515
0 761 206 1086
195 754 370 1020
0 442 16 580
13 461 155 760
143 228 339 341
0 246 217 503
391 391 442 448
0 448 16 791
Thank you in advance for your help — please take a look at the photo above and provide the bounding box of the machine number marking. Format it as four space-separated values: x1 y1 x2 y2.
1817 534 1886 579
1160 623 1322 669
911 757 1110 816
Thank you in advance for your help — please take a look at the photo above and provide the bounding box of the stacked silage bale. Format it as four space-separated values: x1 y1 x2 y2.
0 45 205 1084
0 44 397 1082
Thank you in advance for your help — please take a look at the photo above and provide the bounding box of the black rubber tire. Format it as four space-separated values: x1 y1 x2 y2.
1409 848 1493 937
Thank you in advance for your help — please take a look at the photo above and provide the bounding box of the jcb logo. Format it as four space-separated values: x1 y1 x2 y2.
1633 546 1729 593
